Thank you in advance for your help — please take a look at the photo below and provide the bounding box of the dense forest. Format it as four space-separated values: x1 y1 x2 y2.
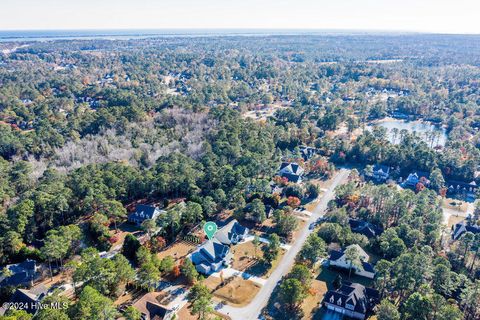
0 33 479 319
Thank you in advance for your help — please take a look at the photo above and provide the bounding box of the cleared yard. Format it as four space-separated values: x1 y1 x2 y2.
442 198 469 212
178 302 231 320
231 241 265 271
157 241 196 261
204 276 261 307
244 248 286 279
448 215 465 228
301 279 328 320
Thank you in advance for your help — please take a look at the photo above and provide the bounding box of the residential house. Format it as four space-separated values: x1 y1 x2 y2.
278 162 305 184
452 217 480 240
370 164 390 182
328 244 375 279
404 171 430 188
128 204 165 226
446 180 478 202
215 220 249 245
0 259 39 287
299 146 317 161
189 220 248 274
0 285 47 315
323 282 379 320
189 238 232 275
131 292 177 320
349 219 383 239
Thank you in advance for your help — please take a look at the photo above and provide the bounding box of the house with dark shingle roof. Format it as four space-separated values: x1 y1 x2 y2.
0 259 39 287
131 292 177 320
323 282 379 320
349 219 383 239
278 162 305 184
215 219 249 245
328 244 375 279
404 170 430 188
128 204 165 226
0 285 47 315
371 164 390 182
189 239 232 275
452 217 480 240
189 220 248 275
299 146 317 161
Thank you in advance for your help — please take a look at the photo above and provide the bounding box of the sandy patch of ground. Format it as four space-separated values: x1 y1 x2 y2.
442 198 469 212
448 215 465 228
157 241 197 262
204 276 261 307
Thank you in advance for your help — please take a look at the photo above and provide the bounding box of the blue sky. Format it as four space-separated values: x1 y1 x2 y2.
1 0 479 34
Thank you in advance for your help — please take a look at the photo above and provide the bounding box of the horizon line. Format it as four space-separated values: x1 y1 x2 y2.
0 28 479 36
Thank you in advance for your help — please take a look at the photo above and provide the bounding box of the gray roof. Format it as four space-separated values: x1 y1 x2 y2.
191 239 229 266
324 282 378 315
215 219 248 245
0 259 38 287
129 204 163 222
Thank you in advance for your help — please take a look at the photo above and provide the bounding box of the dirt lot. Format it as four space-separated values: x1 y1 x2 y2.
442 198 469 212
204 276 261 307
178 302 231 320
157 241 197 262
231 241 265 271
448 215 465 228
302 279 328 319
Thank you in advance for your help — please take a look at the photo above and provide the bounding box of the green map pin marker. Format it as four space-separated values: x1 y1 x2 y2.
204 221 218 240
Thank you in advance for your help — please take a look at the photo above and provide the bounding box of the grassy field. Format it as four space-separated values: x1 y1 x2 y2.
245 248 286 279
301 279 328 319
231 241 265 271
178 302 231 320
204 276 261 307
157 241 196 261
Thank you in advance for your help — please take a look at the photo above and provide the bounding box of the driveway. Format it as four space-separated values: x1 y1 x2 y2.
216 169 351 320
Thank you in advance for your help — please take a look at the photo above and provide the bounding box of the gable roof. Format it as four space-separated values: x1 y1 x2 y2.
0 259 38 287
406 171 430 181
372 164 390 174
191 239 230 266
279 162 304 175
6 285 47 314
349 219 383 238
324 282 378 315
452 219 480 240
132 292 171 320
215 219 248 245
329 245 373 274
129 204 163 222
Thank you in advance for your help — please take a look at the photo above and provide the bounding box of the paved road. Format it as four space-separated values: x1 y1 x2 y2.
217 169 351 320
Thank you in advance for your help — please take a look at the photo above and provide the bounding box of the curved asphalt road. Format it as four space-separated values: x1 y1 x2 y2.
217 169 351 320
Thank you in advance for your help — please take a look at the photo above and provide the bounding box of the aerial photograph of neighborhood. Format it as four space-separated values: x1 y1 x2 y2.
0 1 479 320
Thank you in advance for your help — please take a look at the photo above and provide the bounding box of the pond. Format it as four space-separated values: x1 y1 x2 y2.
367 118 447 147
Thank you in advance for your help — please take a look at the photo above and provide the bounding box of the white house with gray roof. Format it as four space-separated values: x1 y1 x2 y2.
189 220 249 275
